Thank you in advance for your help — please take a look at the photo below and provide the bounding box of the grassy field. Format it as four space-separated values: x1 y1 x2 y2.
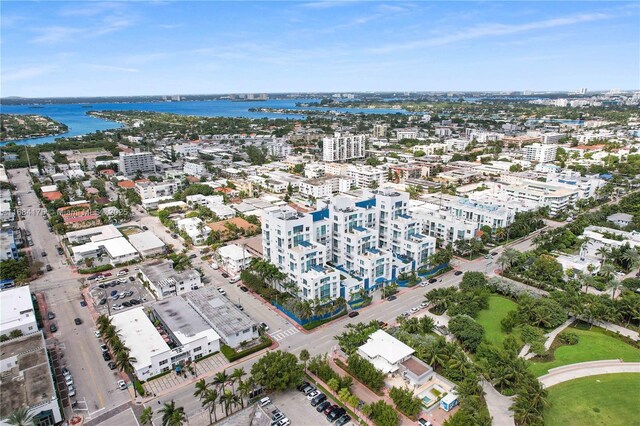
544 373 640 426
529 325 640 377
476 295 519 346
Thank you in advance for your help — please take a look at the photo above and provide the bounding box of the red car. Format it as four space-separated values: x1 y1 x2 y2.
324 404 338 415
103 272 112 277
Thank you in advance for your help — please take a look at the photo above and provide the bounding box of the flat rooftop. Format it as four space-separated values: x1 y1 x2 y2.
0 332 55 418
142 260 199 287
184 287 258 339
0 286 33 332
111 307 169 372
152 297 220 346
128 231 166 252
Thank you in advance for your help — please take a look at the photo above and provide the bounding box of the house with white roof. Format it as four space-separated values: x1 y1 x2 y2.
177 217 211 245
217 244 253 276
0 286 37 337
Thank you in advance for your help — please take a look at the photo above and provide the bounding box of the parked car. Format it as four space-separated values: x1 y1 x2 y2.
324 405 338 415
189 254 197 259
87 275 99 281
221 272 229 278
491 252 498 256
297 381 310 391
327 407 346 422
420 302 428 309
428 278 437 283
348 311 359 318
130 299 141 305
112 294 120 301
99 298 107 305
386 295 397 301
418 419 433 426
65 376 74 386
316 400 331 412
62 367 71 377
259 396 271 407
101 344 109 352
46 264 53 271
210 262 219 269
142 225 149 230
303 386 316 395
94 330 101 338
454 270 463 276
41 251 47 257
47 312 56 320
68 386 76 397
240 286 249 292
260 322 270 332
410 307 419 313
306 390 319 400
103 272 112 277
311 393 327 406
378 321 389 329
74 318 82 325
117 271 127 276
336 414 351 426
49 324 57 333
118 380 127 390
112 304 123 311
102 352 112 361
217 288 226 295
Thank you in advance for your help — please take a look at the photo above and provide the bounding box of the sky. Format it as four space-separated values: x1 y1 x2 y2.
1 1 639 97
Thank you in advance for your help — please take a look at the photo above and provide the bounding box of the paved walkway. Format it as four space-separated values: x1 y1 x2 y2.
590 320 639 341
142 353 227 396
481 380 514 426
544 317 575 350
539 360 640 388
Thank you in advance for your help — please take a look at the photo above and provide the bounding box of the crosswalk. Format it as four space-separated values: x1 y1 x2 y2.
270 327 299 342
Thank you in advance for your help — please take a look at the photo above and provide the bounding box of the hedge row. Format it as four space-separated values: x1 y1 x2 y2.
220 337 272 362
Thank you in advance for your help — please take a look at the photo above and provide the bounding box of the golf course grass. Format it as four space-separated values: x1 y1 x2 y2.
544 373 640 426
529 324 640 377
476 295 519 346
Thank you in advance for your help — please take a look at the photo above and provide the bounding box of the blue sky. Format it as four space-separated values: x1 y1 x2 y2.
1 1 639 97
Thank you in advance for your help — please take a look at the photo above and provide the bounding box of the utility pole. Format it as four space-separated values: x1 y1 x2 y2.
25 146 32 169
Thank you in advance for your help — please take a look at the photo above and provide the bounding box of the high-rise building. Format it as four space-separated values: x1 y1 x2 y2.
119 152 155 176
322 133 366 162
372 124 388 138
523 143 557 163
262 189 437 302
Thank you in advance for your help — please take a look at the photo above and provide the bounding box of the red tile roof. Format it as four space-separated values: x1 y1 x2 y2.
118 180 135 189
42 191 63 201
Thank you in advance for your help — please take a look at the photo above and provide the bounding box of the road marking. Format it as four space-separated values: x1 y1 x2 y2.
77 334 106 407
270 327 298 342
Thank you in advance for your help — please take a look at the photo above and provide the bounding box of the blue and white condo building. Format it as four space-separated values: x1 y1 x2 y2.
262 189 436 302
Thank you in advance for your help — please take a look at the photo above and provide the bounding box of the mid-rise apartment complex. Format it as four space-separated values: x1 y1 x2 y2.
523 143 558 163
262 189 436 302
119 152 156 176
323 133 366 162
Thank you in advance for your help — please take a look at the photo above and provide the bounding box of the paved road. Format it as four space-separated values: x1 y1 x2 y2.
9 169 132 422
481 380 514 426
539 360 640 388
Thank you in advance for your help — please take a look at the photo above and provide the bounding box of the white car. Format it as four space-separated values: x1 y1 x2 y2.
68 386 76 397
118 278 127 284
419 302 428 309
306 390 319 400
217 288 226 295
229 275 241 284
117 271 127 276
112 304 123 311
210 262 219 270
94 330 101 338
410 307 419 313
117 380 127 390
65 376 74 386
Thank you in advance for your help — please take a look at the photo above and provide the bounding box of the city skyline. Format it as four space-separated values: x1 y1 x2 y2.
1 1 639 97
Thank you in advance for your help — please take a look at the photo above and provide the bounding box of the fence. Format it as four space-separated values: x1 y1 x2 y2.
272 301 346 326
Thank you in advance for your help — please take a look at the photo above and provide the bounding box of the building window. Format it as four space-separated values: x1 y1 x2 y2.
159 360 168 365
194 346 202 352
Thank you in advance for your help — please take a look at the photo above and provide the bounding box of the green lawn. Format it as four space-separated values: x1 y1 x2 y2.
476 295 519 346
544 373 640 426
529 325 640 377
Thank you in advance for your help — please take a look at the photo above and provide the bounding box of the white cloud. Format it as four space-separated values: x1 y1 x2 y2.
369 12 612 54
300 1 356 9
87 64 140 73
2 65 56 82
31 26 84 44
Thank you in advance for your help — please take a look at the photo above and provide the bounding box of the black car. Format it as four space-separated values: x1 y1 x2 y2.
189 254 197 259
297 381 310 391
311 393 327 406
428 278 437 283
386 295 397 301
102 352 112 361
348 311 359 318
50 324 57 333
130 299 140 305
110 290 118 296
316 400 331 413
47 312 56 320
240 286 249 292
336 414 351 426
98 283 107 289
129 276 135 281
454 270 463 276
74 318 82 325
46 264 53 271
122 301 132 308
327 407 346 422
108 361 117 370
99 298 107 305
221 272 229 278
41 251 47 257
142 225 149 230
491 252 498 256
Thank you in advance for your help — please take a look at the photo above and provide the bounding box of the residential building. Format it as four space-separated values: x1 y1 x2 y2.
217 244 253 276
541 132 563 144
0 229 18 261
119 152 155 177
322 133 366 162
346 165 385 189
0 332 63 426
607 213 633 227
136 180 180 201
0 286 37 337
372 124 387 138
396 128 418 140
412 143 447 156
523 143 557 163
410 195 515 243
183 287 260 349
581 226 640 260
177 217 211 245
70 236 139 266
500 180 579 216
266 141 293 158
262 189 437 302
357 330 418 375
111 306 219 380
128 231 166 257
183 162 206 176
140 260 202 300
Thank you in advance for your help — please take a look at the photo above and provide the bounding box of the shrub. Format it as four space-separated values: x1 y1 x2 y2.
559 331 579 345
220 336 272 362
345 354 385 392
389 386 422 418
448 315 485 352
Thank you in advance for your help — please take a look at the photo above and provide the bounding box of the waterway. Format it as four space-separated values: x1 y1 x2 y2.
0 99 408 146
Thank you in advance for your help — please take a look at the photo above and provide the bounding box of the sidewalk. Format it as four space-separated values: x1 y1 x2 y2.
142 353 227 396
539 360 640 388
544 317 575 350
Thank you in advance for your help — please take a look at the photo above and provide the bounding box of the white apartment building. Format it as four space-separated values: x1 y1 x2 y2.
410 195 515 243
136 180 180 201
500 179 579 216
523 143 557 163
581 226 640 260
140 260 202 300
185 194 235 219
323 133 366 162
183 162 206 176
217 244 253 276
177 217 211 245
435 127 452 137
304 163 326 179
346 165 385 189
546 171 605 199
412 143 447 156
541 132 563 144
0 286 38 337
266 141 293 158
119 152 155 176
262 189 437 302
396 129 418 140
445 138 470 152
373 124 388 138
164 142 201 158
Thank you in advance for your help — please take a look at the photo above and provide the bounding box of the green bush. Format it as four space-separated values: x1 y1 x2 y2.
345 354 385 392
390 386 422 418
559 331 579 345
78 264 113 274
220 337 272 362
133 380 145 396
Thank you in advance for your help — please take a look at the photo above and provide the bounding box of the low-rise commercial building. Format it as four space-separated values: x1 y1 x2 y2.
140 260 201 300
128 231 166 257
0 286 37 337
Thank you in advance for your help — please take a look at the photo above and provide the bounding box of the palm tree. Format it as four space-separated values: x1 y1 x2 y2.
96 314 112 334
5 407 34 426
599 263 616 284
230 367 246 394
237 380 252 409
139 407 154 426
621 248 640 271
102 324 120 346
212 370 230 393
201 388 219 424
115 351 139 395
608 279 622 299
596 247 610 265
193 378 208 400
159 400 186 426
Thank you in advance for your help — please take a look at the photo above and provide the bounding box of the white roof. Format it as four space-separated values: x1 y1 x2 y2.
101 237 139 258
111 307 169 372
441 393 458 404
359 330 414 365
218 244 250 261
40 184 58 193
128 231 166 253
66 224 122 243
0 286 33 331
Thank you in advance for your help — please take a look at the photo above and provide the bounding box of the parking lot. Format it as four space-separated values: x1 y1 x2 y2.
87 269 153 316
267 388 354 426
